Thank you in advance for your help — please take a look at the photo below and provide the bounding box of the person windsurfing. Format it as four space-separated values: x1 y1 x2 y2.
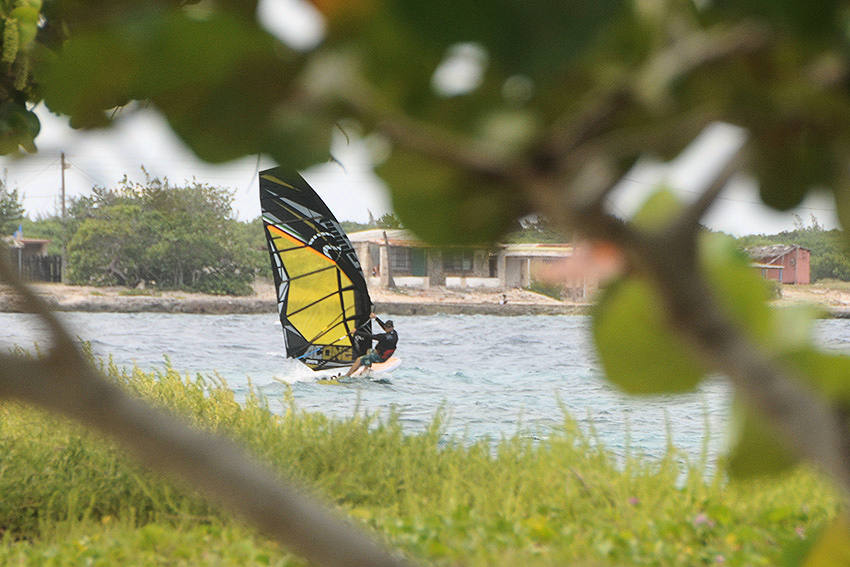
343 313 398 377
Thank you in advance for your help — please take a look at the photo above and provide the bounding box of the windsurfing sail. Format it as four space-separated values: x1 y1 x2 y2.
260 167 372 369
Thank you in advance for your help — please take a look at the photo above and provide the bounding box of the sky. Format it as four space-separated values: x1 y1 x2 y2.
607 122 841 237
1 106 394 224
0 0 842 236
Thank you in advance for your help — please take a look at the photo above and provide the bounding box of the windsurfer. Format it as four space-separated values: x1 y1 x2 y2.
343 313 398 377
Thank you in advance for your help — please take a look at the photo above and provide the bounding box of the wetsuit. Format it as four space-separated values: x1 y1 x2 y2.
371 320 398 361
358 318 398 364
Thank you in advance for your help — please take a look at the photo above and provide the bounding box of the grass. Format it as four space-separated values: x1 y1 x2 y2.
117 289 162 297
0 356 840 566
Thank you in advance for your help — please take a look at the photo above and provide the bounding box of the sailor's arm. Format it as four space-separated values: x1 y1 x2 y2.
371 313 389 331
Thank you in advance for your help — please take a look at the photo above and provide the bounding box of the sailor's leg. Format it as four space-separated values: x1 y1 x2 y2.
345 358 362 377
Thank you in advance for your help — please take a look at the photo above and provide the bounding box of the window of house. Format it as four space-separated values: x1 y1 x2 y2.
389 246 413 275
443 249 474 274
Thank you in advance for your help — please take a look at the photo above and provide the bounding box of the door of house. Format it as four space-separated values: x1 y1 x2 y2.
411 249 426 277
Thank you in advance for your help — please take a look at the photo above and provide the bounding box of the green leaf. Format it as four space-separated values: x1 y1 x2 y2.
39 29 137 127
699 232 775 344
631 187 682 231
780 348 850 404
728 398 798 479
792 515 850 567
592 278 705 394
0 101 40 154
378 149 529 246
39 8 312 164
386 0 626 80
708 0 844 39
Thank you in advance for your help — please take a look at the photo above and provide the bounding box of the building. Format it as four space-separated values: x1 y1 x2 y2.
347 229 592 298
746 244 810 285
4 235 62 282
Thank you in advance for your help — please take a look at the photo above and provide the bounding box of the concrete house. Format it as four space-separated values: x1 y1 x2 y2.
747 244 811 285
348 229 592 298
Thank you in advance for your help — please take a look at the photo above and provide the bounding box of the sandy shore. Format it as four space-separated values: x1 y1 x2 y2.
0 279 587 316
3 280 850 317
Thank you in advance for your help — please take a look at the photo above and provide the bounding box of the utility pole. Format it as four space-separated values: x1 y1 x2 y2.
60 152 68 282
60 152 66 220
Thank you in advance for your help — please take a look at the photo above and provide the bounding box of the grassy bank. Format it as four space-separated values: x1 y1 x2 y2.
0 357 839 566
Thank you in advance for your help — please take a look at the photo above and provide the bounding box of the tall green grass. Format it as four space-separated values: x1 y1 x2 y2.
0 354 839 566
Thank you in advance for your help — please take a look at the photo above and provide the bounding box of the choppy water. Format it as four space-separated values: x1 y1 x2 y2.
5 312 850 464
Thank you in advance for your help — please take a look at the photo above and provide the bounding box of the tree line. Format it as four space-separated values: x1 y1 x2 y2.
4 176 411 295
10 175 265 295
7 174 850 293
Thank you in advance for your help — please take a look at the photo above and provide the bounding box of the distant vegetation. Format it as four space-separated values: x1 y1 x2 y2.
0 177 24 235
735 216 850 282
19 196 580 295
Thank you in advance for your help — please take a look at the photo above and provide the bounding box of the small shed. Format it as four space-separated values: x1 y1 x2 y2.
746 244 811 285
4 236 61 282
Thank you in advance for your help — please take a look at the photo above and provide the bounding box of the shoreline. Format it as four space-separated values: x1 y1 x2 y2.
4 281 850 317
0 281 590 316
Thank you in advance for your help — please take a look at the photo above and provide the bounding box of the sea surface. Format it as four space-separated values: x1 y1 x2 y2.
4 312 850 465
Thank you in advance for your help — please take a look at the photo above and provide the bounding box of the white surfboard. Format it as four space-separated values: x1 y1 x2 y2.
315 357 402 384
352 356 402 378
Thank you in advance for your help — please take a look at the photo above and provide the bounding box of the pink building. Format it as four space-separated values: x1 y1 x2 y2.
747 244 811 285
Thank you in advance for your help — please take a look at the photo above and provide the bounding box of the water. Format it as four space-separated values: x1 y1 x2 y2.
5 312 849 464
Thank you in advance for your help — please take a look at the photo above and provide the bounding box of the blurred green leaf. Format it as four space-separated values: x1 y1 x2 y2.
708 0 844 39
631 187 682 230
39 8 315 164
378 149 529 246
592 278 705 395
0 101 40 154
728 398 798 479
699 232 775 344
795 515 850 567
38 29 136 127
781 348 850 404
385 0 626 80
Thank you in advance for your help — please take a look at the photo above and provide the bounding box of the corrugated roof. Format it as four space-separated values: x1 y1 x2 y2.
746 244 809 263
347 229 423 247
347 229 573 256
500 243 574 257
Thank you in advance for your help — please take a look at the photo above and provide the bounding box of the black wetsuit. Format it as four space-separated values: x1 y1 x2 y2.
372 328 398 361
362 317 397 361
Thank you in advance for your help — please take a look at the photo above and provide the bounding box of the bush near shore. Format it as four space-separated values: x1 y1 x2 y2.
0 354 839 566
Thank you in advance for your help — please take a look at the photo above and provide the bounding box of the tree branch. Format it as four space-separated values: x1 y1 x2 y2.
544 163 850 498
0 250 410 567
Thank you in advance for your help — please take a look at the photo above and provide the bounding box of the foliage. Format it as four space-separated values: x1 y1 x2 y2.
504 217 571 243
9 0 850 565
0 184 23 235
526 279 564 300
65 176 256 294
375 212 402 229
0 356 838 566
22 215 64 255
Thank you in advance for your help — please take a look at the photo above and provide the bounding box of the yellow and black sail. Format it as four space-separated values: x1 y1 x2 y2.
260 167 372 369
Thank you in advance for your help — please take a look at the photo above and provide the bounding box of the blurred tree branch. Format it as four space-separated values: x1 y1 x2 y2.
5 0 850 563
0 253 410 567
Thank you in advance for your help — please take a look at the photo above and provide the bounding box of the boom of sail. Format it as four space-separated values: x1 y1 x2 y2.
260 167 372 369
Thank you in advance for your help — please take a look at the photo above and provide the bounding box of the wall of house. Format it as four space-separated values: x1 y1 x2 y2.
446 277 501 289
426 249 445 287
791 248 811 285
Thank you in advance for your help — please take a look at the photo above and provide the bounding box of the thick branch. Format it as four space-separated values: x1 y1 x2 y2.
0 252 409 567
543 163 850 497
